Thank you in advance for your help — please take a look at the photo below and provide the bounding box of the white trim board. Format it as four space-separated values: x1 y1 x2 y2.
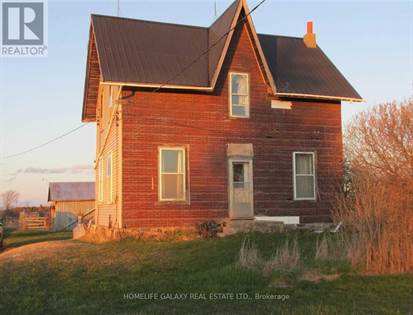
254 216 300 225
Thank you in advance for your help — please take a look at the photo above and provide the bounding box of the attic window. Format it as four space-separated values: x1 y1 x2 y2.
229 73 249 118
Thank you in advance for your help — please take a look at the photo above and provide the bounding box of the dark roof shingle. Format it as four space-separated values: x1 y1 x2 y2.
258 34 361 100
87 0 362 101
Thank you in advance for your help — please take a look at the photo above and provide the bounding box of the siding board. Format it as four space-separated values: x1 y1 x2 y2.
120 20 343 228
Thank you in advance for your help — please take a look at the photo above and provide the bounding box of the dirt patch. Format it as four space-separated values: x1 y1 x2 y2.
0 240 81 263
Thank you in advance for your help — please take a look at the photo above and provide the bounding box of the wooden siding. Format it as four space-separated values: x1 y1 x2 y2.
95 85 122 227
82 29 100 122
54 200 95 217
120 17 343 228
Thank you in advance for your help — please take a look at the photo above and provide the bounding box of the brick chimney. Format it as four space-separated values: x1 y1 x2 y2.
303 21 316 48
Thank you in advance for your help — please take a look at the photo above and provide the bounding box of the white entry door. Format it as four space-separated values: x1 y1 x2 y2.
229 159 254 219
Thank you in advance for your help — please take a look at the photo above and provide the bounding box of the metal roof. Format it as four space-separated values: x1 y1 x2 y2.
83 0 362 120
92 15 210 87
91 0 240 88
258 34 361 100
48 182 95 202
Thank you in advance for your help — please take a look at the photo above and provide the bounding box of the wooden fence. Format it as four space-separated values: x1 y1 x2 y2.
19 213 50 230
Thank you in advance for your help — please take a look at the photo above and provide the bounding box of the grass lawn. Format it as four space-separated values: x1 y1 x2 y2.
0 231 412 314
2 228 72 249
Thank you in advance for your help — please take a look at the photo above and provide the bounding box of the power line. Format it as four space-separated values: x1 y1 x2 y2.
152 0 267 92
2 0 267 160
1 124 87 160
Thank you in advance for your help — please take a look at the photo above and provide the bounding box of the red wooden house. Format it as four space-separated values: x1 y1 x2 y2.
82 0 362 229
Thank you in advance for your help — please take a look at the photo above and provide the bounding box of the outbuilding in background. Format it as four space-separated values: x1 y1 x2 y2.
48 182 95 230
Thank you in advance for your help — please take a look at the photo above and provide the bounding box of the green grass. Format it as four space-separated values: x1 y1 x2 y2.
2 228 72 249
0 231 412 314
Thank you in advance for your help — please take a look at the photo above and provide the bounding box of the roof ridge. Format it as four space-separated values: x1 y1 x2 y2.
209 0 240 28
91 14 208 31
258 33 303 40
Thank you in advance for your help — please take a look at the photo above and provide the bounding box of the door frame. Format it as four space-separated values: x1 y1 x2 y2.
228 157 254 219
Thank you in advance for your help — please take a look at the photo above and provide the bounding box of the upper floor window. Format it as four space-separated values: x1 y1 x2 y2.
293 152 316 200
159 147 186 201
229 72 249 118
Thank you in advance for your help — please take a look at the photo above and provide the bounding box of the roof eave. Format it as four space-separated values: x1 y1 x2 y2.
101 80 214 92
277 92 365 103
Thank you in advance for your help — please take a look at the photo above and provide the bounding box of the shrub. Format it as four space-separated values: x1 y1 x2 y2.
197 221 222 238
335 100 413 274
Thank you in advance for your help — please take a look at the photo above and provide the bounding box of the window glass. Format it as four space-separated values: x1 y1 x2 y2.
230 73 249 117
294 153 316 199
231 74 248 94
161 150 183 173
160 148 185 200
233 163 244 183
295 154 313 175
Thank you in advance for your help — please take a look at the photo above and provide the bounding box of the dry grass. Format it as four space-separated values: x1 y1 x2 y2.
334 176 413 274
238 237 262 270
263 239 300 275
80 225 198 243
315 235 329 261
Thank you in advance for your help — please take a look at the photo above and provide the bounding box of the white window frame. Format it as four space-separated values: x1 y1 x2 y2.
229 72 250 118
106 152 113 203
293 152 316 201
158 147 186 202
98 158 104 202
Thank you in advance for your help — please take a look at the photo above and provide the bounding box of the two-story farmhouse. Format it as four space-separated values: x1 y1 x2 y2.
82 0 362 229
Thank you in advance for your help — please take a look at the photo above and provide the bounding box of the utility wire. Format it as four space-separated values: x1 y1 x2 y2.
2 0 267 160
1 124 87 160
152 0 267 92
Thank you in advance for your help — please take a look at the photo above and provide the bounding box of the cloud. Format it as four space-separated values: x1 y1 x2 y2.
5 164 94 182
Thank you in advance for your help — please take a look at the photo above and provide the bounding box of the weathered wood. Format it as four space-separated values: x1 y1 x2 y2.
117 20 342 227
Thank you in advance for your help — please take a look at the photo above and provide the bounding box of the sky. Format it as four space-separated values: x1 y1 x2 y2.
0 0 412 206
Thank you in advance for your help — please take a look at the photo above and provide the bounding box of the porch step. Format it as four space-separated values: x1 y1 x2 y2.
218 219 285 237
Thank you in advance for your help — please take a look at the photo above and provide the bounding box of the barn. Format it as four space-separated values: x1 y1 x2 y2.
48 182 95 230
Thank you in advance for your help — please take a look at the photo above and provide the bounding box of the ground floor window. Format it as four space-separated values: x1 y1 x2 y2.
293 152 316 200
159 147 186 201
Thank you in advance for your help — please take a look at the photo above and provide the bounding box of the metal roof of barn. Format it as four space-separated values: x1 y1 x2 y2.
48 182 95 202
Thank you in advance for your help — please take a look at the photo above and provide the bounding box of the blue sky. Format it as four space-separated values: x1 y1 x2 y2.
0 0 412 206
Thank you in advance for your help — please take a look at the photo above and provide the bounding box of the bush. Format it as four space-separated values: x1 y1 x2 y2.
335 100 413 274
197 221 222 238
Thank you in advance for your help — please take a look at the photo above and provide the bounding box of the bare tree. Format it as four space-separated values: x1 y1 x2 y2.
346 99 413 183
334 99 413 275
1 190 19 210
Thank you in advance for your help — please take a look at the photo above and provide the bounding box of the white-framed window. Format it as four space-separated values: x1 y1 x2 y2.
159 147 186 201
106 152 113 203
293 152 316 200
98 158 104 202
229 72 249 118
